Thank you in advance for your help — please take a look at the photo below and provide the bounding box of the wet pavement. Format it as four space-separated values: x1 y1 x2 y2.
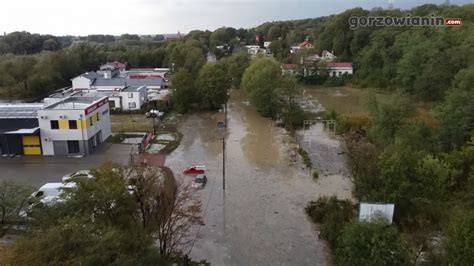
0 143 133 187
166 90 353 266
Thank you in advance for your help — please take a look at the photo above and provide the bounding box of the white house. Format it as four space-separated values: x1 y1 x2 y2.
37 96 111 156
325 62 353 77
321 50 337 61
71 72 102 90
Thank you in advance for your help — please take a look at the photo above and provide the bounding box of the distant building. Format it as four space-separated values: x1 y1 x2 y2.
325 62 353 77
321 50 337 61
291 40 313 54
245 45 273 59
100 61 128 73
281 64 299 75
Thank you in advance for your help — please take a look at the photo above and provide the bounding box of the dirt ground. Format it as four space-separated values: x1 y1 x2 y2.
165 90 353 265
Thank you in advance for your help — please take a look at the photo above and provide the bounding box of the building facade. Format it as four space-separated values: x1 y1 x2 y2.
37 96 111 156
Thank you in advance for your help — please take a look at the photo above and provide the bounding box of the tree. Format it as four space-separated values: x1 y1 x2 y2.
436 68 474 150
367 94 415 146
6 165 192 264
220 53 250 88
171 69 196 113
0 180 34 237
197 63 229 110
277 75 304 130
127 167 202 257
336 219 410 266
241 57 282 118
444 210 474 265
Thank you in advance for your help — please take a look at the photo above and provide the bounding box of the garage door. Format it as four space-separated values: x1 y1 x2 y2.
22 135 42 155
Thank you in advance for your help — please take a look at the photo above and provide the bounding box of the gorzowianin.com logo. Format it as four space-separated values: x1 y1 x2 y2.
348 14 462 29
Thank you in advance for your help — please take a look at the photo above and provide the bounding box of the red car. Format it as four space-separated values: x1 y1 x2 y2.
182 165 206 175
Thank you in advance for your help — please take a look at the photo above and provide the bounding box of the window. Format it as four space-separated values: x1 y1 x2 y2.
102 109 109 115
89 117 93 126
96 112 100 122
69 120 77 129
128 92 133 98
109 101 115 108
338 71 342 76
67 141 80 154
50 120 59 130
129 102 137 109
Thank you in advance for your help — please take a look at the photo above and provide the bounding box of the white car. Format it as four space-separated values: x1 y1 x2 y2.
62 170 94 182
29 182 76 206
146 109 164 118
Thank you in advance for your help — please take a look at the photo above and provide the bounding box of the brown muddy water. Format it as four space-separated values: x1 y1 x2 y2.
166 90 353 265
303 86 389 114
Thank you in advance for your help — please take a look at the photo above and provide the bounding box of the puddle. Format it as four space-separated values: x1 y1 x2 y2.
155 133 176 142
147 143 166 153
121 137 144 144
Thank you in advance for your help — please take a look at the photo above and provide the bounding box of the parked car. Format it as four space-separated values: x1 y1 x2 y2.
146 109 164 118
182 165 206 175
62 170 94 182
192 174 208 189
29 182 76 206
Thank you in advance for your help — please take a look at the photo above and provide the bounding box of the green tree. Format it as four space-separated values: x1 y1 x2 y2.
444 210 474 265
241 57 282 118
436 86 474 150
277 75 304 130
0 180 34 237
336 219 410 266
171 69 196 113
197 63 229 110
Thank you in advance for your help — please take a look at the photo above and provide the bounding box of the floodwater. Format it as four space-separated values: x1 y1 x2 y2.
166 90 353 265
303 86 389 114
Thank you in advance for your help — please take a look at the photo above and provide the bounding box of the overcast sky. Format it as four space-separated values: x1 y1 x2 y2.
0 0 471 35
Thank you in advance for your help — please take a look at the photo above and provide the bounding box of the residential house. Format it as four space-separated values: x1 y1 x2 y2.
281 64 300 75
291 40 313 54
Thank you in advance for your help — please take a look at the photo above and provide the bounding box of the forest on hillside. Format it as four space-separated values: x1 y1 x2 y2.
0 3 473 100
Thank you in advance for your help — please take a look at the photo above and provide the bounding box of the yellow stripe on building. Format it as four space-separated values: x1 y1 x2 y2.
59 119 69 129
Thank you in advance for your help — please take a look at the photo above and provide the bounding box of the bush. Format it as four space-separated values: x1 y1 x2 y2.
305 196 355 249
313 171 319 179
298 148 312 169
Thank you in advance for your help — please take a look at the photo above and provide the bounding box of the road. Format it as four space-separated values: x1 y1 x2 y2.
0 143 132 187
166 90 353 265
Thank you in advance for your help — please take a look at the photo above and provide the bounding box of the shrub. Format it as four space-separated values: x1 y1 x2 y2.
313 171 319 179
298 148 312 169
305 196 355 249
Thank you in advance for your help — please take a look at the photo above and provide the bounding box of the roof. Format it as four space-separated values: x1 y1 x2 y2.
122 86 146 92
74 72 103 80
102 61 127 69
92 77 164 87
43 96 106 110
298 41 312 48
281 64 298 70
4 127 40 134
327 62 353 68
0 104 44 119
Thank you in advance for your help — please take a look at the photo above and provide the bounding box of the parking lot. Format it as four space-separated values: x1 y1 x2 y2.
0 143 133 187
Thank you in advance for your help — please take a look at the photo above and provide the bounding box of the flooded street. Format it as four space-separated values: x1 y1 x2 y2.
166 90 352 265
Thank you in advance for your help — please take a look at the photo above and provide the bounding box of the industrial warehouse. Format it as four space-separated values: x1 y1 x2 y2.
0 96 111 156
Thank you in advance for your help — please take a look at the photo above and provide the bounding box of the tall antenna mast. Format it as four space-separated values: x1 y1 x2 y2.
388 0 394 10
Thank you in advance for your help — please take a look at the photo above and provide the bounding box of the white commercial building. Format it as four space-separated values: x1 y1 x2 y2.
38 96 111 156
